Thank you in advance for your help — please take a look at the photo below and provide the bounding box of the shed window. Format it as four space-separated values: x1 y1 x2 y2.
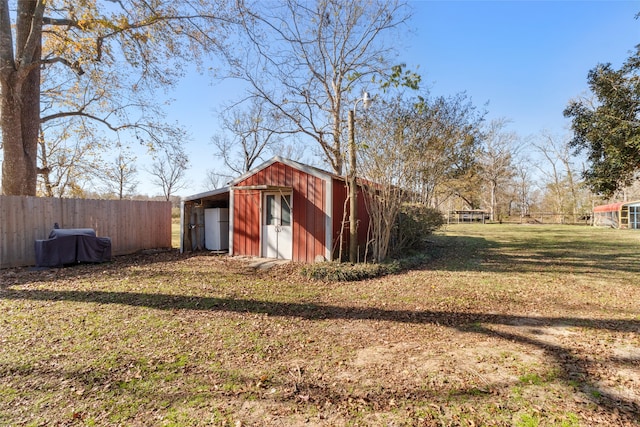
266 195 277 225
265 193 291 226
281 194 291 226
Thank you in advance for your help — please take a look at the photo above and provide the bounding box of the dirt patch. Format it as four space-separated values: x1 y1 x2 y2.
352 337 545 388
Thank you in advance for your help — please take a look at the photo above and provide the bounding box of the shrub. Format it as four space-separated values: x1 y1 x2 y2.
393 203 444 254
300 253 432 282
301 261 394 281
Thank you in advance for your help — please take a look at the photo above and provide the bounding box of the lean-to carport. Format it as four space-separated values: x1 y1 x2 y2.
180 187 230 252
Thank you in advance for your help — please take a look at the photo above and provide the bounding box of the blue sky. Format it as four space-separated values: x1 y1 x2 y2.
142 0 640 197
409 1 639 136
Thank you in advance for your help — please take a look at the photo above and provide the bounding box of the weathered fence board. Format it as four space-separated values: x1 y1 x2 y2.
0 196 171 268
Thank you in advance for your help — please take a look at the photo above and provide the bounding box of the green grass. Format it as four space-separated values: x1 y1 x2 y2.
171 221 180 248
1 224 639 426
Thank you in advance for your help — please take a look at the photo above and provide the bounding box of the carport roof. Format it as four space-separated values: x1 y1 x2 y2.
181 186 230 203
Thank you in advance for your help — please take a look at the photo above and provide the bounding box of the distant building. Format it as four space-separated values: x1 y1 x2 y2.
448 209 490 224
592 201 640 229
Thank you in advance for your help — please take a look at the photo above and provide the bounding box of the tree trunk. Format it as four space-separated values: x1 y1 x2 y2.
1 0 42 196
348 109 357 263
1 69 40 196
490 180 497 221
331 105 344 175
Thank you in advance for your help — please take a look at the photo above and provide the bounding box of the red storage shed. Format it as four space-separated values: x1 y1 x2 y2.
181 157 370 262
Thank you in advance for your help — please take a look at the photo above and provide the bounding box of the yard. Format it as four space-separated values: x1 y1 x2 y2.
1 224 639 426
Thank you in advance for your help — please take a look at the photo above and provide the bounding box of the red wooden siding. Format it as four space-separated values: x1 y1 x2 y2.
232 162 327 262
232 189 261 257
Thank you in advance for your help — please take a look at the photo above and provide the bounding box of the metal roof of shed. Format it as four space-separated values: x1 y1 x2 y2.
181 186 230 203
593 200 640 212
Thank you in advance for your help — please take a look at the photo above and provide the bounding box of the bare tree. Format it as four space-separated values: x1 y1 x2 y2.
510 154 536 221
234 0 414 175
268 138 307 163
37 122 102 197
101 150 139 200
148 147 190 201
533 131 586 223
203 170 228 191
213 98 285 175
477 120 518 221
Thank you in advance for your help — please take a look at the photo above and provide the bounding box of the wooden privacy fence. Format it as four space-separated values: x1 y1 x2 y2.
0 196 172 268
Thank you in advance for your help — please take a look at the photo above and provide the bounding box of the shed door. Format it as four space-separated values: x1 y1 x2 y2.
262 193 292 259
